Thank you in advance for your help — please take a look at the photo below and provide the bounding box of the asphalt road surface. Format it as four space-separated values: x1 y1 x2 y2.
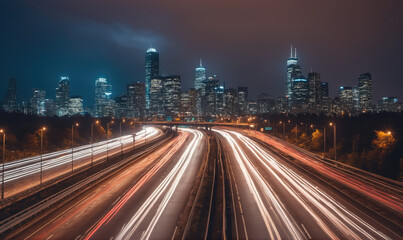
1 127 161 198
10 128 207 240
215 128 402 240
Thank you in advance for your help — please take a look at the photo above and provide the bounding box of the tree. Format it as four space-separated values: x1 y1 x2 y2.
372 131 396 156
371 130 397 174
311 129 323 151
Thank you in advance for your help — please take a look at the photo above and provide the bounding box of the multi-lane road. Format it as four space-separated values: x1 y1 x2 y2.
1 127 402 239
1 127 161 198
215 128 402 239
5 128 207 240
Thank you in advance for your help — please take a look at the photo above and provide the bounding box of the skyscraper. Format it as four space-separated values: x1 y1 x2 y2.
339 86 354 113
127 82 145 118
180 88 197 119
224 88 237 117
30 89 46 115
195 59 207 117
353 86 360 111
291 74 309 111
68 96 84 116
321 82 329 99
115 95 128 118
215 84 225 116
286 46 301 107
149 77 164 117
55 76 70 116
2 77 17 112
257 93 276 114
145 48 159 111
308 72 321 109
94 77 112 117
163 75 181 118
205 75 220 118
195 59 207 93
377 97 401 112
358 73 373 112
237 86 248 116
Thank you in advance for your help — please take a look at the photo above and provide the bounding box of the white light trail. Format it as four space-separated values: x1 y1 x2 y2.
115 129 203 240
216 129 391 240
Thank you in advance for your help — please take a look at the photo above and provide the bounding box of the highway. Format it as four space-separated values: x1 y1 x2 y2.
7 128 207 240
0 127 162 198
215 128 402 240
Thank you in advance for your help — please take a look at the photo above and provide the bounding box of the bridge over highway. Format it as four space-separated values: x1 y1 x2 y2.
139 121 252 130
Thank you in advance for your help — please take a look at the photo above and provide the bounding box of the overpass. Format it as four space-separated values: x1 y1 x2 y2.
139 121 251 130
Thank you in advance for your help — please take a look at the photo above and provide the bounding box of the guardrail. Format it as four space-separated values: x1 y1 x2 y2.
0 129 165 209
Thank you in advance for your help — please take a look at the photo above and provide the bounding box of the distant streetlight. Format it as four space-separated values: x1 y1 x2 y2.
106 121 114 160
40 127 46 185
71 123 79 172
280 121 285 138
329 122 337 161
323 124 326 158
91 120 99 167
387 131 392 135
1 129 5 199
120 119 125 155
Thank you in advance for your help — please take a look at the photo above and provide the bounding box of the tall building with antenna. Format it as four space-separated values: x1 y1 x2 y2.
286 46 301 107
195 59 206 118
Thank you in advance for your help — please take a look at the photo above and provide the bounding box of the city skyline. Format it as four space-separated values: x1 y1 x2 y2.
1 1 403 105
2 46 401 118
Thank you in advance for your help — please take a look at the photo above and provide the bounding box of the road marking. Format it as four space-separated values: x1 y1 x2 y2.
74 235 81 240
46 234 54 240
112 196 122 206
301 224 311 239
171 226 178 240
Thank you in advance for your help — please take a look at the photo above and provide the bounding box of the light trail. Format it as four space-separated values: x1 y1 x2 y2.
0 127 161 197
251 131 403 212
215 129 303 239
215 129 392 240
84 129 204 240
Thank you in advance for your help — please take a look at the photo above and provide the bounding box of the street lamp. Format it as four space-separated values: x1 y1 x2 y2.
71 123 79 172
120 119 125 155
249 124 254 137
1 129 5 199
91 120 99 167
330 122 336 161
280 121 285 138
40 127 46 185
106 121 114 160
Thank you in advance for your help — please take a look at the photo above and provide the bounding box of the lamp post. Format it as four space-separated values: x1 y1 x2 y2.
91 120 99 167
106 121 114 160
40 127 46 185
120 119 125 155
279 121 285 138
106 122 110 160
323 124 326 158
330 122 337 161
1 129 5 199
71 123 79 172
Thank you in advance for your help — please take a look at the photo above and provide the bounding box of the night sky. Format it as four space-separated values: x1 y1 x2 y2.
1 1 403 106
